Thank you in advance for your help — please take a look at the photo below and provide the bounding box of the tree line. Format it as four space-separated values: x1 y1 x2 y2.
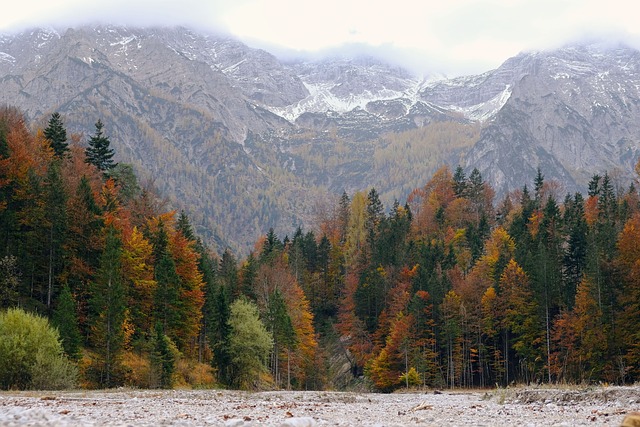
1 106 640 391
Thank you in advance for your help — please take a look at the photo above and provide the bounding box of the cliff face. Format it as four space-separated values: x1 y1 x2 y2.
466 44 640 196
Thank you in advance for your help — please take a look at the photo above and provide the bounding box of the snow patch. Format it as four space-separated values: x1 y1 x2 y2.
110 35 136 47
267 81 416 122
0 52 15 63
449 84 512 122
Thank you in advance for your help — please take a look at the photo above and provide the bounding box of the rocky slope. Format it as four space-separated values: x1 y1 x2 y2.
466 43 640 196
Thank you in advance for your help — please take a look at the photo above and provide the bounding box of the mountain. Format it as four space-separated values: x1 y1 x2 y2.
1 26 639 251
465 44 640 195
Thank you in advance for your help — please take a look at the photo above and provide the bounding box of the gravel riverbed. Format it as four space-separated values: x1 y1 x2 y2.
1 386 638 426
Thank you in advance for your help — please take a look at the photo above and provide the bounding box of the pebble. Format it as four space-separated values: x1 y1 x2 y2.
0 387 636 426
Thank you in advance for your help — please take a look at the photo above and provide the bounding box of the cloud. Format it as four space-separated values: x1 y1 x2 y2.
2 0 640 76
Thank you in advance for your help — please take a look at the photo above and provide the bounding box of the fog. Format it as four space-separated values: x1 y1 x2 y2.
2 0 640 77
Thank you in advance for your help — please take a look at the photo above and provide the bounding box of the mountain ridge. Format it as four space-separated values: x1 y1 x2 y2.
1 25 639 252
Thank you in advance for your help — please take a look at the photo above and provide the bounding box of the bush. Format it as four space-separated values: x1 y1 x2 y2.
399 367 422 388
0 308 77 389
122 351 152 388
176 359 216 389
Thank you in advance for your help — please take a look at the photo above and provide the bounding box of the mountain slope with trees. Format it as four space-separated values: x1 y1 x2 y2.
2 26 639 251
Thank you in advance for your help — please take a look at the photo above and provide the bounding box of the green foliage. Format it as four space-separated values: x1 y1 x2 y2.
107 163 140 202
0 307 77 390
151 323 176 389
85 120 117 172
227 298 273 389
88 227 126 388
43 112 68 158
53 283 82 361
208 284 232 383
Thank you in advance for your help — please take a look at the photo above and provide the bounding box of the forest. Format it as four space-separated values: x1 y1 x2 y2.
1 106 640 391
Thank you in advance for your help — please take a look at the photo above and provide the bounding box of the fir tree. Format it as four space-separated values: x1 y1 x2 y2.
452 165 467 197
85 120 117 172
43 112 68 158
209 284 232 383
89 226 126 387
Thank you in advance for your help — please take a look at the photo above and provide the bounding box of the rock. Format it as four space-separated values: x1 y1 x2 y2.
621 412 640 427
279 416 317 427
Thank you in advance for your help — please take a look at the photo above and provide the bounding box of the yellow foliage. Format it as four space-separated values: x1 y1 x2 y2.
121 351 152 388
175 359 216 389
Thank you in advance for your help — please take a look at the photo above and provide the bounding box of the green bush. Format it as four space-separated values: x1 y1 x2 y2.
0 308 77 389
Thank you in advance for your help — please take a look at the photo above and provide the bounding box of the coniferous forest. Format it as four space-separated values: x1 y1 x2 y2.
1 107 640 391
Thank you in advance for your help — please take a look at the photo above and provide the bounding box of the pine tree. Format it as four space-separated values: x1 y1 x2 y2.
153 252 181 343
266 290 296 388
219 249 239 299
85 120 117 173
43 112 68 158
176 210 195 242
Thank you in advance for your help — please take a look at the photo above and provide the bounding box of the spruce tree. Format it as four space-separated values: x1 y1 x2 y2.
85 120 117 172
89 226 126 387
209 284 232 384
43 113 69 158
452 165 467 197
44 160 68 310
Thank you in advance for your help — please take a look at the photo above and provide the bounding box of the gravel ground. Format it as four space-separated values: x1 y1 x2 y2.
0 386 638 426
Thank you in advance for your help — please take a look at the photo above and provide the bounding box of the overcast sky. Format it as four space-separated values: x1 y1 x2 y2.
1 0 639 76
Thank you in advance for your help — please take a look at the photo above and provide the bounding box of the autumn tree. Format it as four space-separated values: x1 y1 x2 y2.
497 259 542 384
227 298 273 389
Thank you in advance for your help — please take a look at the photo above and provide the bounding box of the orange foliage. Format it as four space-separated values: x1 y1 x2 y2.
337 270 374 367
584 196 599 226
169 225 205 356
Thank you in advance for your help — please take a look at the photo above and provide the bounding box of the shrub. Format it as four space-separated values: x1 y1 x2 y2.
176 359 216 389
0 308 77 389
122 351 152 388
399 367 422 388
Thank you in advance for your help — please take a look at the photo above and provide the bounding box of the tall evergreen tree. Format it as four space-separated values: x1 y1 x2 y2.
208 284 232 383
44 160 68 310
43 112 68 158
266 289 296 387
219 249 239 299
89 226 126 387
85 120 117 172
452 165 467 197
